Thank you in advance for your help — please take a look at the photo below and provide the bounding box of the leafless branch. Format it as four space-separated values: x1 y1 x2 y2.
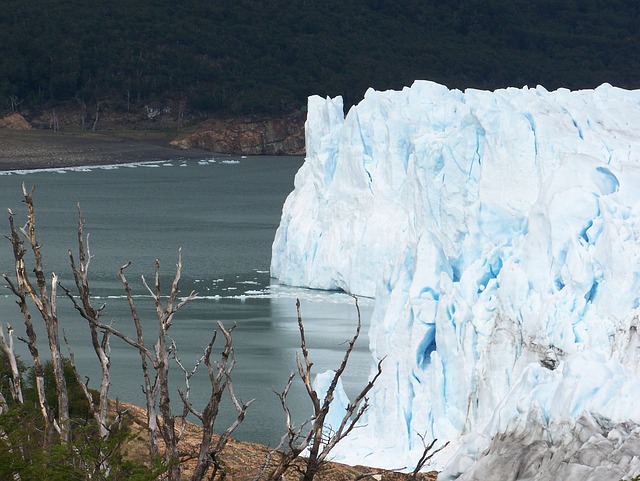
410 434 449 478
190 322 253 481
63 329 100 424
265 296 384 481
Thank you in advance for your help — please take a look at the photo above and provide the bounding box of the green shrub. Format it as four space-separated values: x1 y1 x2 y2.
24 357 96 421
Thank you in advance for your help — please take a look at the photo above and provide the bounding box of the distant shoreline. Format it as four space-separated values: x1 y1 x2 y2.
0 129 212 171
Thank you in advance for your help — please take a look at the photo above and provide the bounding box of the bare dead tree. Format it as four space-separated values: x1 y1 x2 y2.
1 189 252 480
3 185 68 445
92 101 100 131
3 192 118 460
51 109 59 132
75 96 87 130
9 95 22 112
75 250 245 481
177 95 187 131
143 254 193 480
92 254 196 480
0 322 23 406
262 297 384 481
0 321 25 480
2 192 131 478
176 323 254 481
58 204 112 439
114 260 161 457
19 185 70 443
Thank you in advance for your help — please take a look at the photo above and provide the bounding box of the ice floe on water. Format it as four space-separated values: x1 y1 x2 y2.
198 158 216 165
0 160 166 175
0 158 227 176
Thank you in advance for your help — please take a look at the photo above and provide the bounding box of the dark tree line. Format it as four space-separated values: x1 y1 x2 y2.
1 0 639 116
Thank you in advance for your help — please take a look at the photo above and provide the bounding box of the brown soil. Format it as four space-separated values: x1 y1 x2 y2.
118 402 438 481
0 129 212 171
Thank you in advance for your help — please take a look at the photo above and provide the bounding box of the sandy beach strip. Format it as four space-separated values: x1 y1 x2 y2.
0 129 211 171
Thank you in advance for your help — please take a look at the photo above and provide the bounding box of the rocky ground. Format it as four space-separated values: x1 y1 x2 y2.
169 111 305 156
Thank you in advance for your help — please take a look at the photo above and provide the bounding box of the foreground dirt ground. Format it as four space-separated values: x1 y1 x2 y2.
119 402 438 481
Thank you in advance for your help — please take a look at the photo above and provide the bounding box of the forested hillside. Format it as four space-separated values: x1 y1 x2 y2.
2 0 639 116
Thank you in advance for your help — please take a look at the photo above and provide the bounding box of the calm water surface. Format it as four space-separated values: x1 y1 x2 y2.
0 156 374 446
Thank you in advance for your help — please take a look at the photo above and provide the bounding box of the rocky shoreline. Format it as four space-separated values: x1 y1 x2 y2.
170 111 305 155
0 128 216 171
0 106 306 170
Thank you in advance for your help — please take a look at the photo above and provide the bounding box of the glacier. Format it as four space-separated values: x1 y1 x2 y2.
271 81 640 479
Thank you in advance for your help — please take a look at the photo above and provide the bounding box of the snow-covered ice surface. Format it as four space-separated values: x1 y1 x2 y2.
271 81 640 479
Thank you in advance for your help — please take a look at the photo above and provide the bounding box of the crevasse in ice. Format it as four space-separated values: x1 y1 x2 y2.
271 81 640 479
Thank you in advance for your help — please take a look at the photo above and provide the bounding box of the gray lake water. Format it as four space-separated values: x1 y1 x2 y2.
0 156 374 446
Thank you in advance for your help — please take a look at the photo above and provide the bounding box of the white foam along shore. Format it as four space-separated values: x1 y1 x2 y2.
271 81 640 479
0 157 227 176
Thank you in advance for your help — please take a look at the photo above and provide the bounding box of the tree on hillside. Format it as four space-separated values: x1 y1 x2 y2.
2 0 640 117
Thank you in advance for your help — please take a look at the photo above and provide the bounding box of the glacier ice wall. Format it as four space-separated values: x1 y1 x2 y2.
271 81 640 478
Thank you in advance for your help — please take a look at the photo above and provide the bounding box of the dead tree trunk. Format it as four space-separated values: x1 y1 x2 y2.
4 201 59 445
59 204 112 438
177 323 254 481
0 322 23 405
92 101 100 131
145 255 190 481
9 95 22 112
117 261 160 456
16 184 70 444
83 252 196 480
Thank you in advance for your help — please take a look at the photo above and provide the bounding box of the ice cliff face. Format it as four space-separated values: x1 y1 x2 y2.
271 81 640 479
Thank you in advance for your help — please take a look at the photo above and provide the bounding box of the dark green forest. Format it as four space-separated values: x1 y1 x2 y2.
1 0 639 115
